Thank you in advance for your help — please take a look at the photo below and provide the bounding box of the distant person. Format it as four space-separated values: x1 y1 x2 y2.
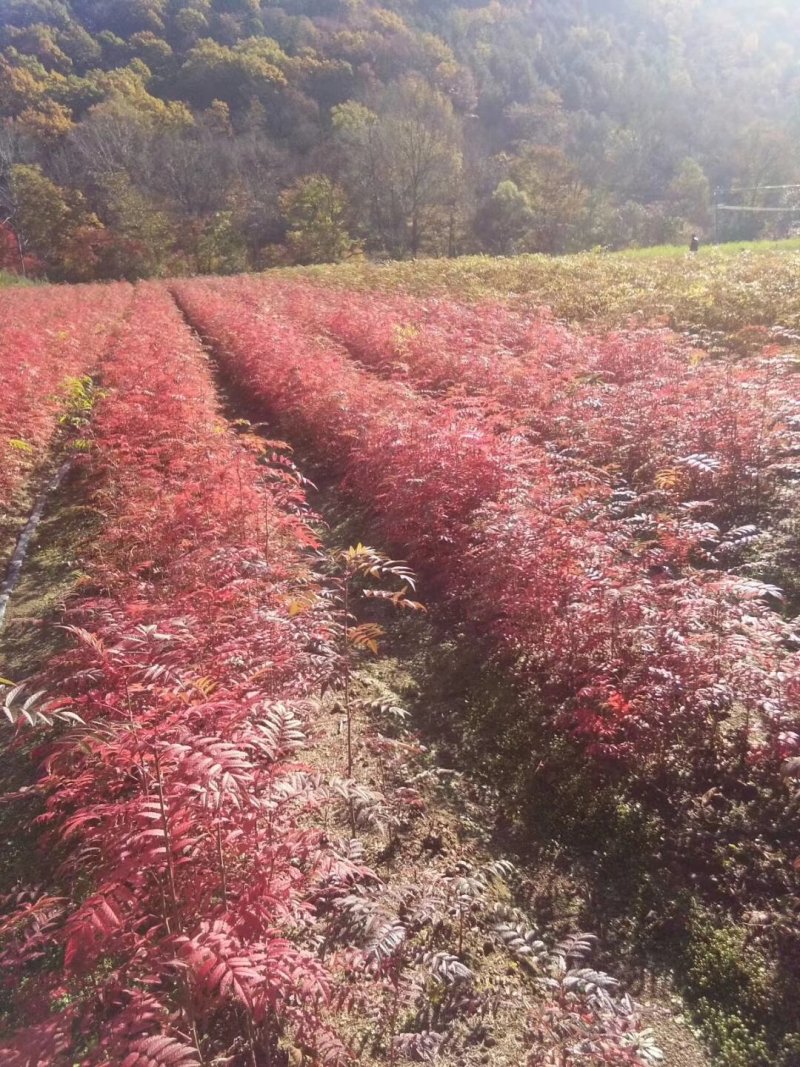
690 233 700 253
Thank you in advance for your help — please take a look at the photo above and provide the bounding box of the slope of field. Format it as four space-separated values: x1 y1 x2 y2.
1 247 799 1066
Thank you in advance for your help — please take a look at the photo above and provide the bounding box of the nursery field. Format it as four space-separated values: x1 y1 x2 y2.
1 249 800 1067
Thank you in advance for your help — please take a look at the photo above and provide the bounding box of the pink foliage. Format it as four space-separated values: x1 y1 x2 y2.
0 282 132 510
174 277 800 766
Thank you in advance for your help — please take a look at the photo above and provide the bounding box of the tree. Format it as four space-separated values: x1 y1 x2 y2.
10 162 70 265
17 98 73 141
86 63 193 129
279 174 355 264
667 158 711 232
475 180 533 254
96 169 176 278
194 209 247 274
723 123 800 239
8 162 108 279
0 124 27 273
129 30 173 72
733 122 798 202
176 37 287 111
0 221 22 272
0 0 799 272
0 54 49 116
333 76 464 257
510 145 586 254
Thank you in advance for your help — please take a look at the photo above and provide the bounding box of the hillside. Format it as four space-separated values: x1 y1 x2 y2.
0 0 798 279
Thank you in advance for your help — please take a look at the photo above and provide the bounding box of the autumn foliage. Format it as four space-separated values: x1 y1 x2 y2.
1 283 659 1067
1 286 365 1064
3 270 800 1065
0 282 132 547
173 277 800 770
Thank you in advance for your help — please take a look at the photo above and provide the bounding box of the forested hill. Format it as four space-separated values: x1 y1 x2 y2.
0 0 798 280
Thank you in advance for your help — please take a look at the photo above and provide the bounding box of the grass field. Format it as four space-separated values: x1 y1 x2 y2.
616 236 800 259
0 271 29 288
288 240 800 337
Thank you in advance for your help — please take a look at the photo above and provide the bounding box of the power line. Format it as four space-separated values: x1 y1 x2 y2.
712 199 800 243
729 184 800 193
716 204 800 213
